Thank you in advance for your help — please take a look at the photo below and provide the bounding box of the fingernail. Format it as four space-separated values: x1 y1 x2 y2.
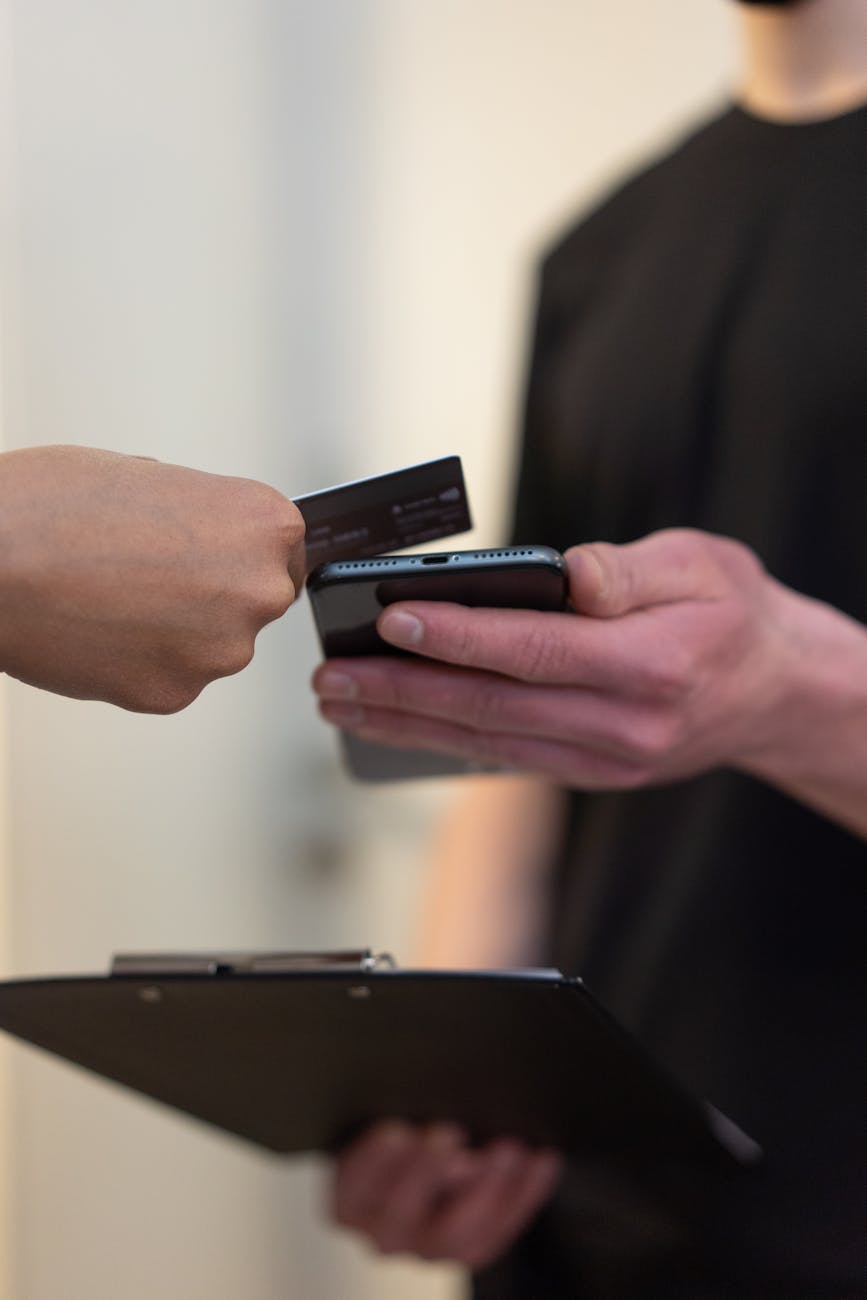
320 701 365 728
316 670 359 701
379 610 424 648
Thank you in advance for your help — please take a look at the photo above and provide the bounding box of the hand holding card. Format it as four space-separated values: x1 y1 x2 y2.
0 444 306 714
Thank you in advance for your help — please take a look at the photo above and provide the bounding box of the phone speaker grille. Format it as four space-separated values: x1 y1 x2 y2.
333 558 402 571
469 549 533 559
332 549 537 571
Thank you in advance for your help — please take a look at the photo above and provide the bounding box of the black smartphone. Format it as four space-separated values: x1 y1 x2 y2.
307 545 568 780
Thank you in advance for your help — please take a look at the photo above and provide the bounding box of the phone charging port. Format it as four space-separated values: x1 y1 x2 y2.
421 554 450 565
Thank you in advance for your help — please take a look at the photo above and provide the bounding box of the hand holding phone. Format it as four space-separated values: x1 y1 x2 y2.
308 546 568 780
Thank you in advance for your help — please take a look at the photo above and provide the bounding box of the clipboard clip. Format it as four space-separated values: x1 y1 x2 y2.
110 950 397 977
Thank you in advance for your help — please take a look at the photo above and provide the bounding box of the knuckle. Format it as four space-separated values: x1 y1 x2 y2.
140 682 202 715
616 712 686 769
249 480 287 520
252 577 295 625
639 642 693 700
573 541 631 617
448 616 482 665
709 533 762 575
622 711 679 765
229 639 256 675
514 626 562 681
246 482 305 558
687 531 764 594
267 488 306 551
203 637 255 679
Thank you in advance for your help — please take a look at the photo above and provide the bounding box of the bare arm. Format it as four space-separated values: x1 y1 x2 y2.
414 775 566 969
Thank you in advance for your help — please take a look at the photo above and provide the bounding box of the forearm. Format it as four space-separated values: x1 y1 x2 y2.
737 583 867 841
414 776 566 969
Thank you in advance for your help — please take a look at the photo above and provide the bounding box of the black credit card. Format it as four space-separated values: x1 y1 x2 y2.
294 455 472 571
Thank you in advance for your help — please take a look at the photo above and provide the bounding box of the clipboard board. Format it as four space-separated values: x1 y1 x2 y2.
0 950 760 1169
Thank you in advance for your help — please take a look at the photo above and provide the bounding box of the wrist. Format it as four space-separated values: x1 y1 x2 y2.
734 580 867 831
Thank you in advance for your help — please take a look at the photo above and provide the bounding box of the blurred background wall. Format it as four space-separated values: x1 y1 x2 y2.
0 2 734 1297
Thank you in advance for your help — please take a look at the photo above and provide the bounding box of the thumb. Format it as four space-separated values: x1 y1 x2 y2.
565 530 728 617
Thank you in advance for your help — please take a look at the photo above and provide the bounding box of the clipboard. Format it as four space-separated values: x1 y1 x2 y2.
0 950 760 1169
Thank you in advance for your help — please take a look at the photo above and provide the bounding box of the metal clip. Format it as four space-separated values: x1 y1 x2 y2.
110 950 397 977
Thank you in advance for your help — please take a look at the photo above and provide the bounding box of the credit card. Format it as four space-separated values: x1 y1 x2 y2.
294 455 472 572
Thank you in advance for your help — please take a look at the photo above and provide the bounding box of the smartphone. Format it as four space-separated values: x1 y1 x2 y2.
307 545 568 780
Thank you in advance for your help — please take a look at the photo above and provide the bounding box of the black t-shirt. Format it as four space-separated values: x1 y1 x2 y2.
474 104 867 1299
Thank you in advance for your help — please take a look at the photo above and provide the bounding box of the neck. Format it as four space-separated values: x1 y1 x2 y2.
738 0 867 121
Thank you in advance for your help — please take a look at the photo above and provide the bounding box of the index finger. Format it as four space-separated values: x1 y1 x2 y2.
375 602 654 686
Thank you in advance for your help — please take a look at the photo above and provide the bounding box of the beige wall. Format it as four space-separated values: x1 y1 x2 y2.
0 2 734 1297
0 0 18 1291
